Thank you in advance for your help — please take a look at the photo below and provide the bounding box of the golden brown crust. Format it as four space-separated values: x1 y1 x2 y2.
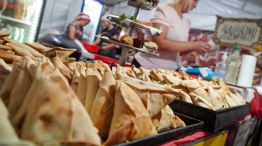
104 81 157 146
90 70 116 138
120 35 133 46
19 63 101 145
152 105 186 132
0 32 10 38
0 44 13 51
26 43 54 53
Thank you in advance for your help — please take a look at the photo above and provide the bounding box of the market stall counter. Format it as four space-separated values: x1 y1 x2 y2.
0 34 255 146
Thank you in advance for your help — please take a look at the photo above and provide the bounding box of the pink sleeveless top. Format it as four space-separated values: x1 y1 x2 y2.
135 4 191 70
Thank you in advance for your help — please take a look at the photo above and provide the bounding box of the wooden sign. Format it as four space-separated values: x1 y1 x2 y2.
214 16 262 47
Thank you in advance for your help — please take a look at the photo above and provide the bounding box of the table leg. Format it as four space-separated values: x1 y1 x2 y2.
119 47 129 66
134 7 140 19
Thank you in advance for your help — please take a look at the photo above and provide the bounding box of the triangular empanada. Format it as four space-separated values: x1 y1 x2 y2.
75 63 87 104
84 68 102 113
20 64 101 145
152 105 186 132
0 58 23 104
0 98 36 146
104 81 157 146
90 69 116 138
51 57 72 80
7 58 34 119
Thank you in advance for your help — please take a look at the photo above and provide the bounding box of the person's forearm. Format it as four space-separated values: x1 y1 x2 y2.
153 37 195 52
102 44 116 50
69 35 76 40
68 26 76 40
94 38 101 45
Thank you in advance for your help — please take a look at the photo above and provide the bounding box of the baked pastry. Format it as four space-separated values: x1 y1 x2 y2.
0 59 12 89
0 58 12 74
104 81 157 146
70 62 81 93
6 43 35 58
143 41 158 53
84 68 102 113
119 75 180 116
0 98 36 146
90 68 116 138
0 58 23 105
75 63 87 104
0 98 19 144
0 49 19 63
19 63 101 145
0 32 10 38
45 47 75 61
120 35 133 46
179 90 193 104
152 105 186 132
7 58 34 120
206 86 227 110
51 57 72 80
181 79 202 92
26 42 53 53
8 41 43 58
0 44 12 51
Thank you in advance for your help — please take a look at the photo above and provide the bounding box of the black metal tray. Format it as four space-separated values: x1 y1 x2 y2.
117 112 204 146
170 100 250 132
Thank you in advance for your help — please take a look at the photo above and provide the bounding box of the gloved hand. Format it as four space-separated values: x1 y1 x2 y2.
80 48 94 60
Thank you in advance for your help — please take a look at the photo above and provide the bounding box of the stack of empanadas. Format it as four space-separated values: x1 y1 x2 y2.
65 61 187 145
115 65 246 110
0 34 75 62
119 75 180 116
112 66 188 135
68 61 105 112
0 36 246 146
26 62 100 145
0 58 101 146
0 58 187 146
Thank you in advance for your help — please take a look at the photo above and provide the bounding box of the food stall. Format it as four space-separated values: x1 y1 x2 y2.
0 0 262 146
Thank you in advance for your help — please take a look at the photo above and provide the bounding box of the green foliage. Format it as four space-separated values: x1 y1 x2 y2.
119 13 136 21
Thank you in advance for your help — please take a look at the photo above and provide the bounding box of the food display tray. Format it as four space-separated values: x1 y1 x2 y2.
117 112 204 146
106 15 161 36
98 36 159 56
169 100 250 132
127 0 154 10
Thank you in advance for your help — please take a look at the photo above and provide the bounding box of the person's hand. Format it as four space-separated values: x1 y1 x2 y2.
192 41 211 53
101 46 107 50
196 33 208 42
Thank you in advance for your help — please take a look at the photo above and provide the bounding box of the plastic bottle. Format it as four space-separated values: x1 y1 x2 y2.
215 52 227 81
225 45 241 85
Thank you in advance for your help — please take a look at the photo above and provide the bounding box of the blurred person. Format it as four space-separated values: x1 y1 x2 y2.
133 0 211 70
63 12 94 60
94 18 121 59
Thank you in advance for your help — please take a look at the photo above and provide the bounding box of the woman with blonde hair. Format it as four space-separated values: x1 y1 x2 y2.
133 0 210 70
